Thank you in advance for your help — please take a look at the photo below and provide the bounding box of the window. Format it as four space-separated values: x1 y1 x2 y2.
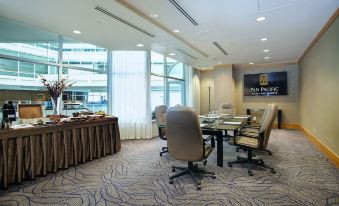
62 43 107 72
61 41 107 114
150 52 186 112
151 52 165 111
0 27 108 116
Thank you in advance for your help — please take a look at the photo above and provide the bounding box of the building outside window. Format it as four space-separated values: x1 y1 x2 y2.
150 52 186 112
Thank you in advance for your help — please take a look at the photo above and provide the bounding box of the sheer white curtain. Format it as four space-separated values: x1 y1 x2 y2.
111 51 152 140
186 66 201 114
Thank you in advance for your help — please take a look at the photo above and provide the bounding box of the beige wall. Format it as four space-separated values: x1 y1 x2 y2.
299 17 339 155
200 65 235 114
233 63 300 124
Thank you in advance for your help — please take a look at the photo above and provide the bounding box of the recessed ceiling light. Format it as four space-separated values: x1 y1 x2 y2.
169 53 175 56
136 44 144 47
261 37 268 41
172 29 180 33
73 30 81 34
263 49 270 52
264 56 270 59
256 16 266 22
150 13 158 18
249 62 254 65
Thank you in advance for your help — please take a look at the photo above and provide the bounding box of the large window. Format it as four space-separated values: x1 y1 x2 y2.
0 25 108 116
150 52 186 112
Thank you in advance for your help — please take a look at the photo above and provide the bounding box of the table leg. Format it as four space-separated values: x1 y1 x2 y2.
216 131 223 167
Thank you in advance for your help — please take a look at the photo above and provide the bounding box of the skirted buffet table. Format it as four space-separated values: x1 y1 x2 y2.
0 117 121 189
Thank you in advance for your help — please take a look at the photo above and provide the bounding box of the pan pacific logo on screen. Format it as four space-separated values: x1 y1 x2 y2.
260 74 268 86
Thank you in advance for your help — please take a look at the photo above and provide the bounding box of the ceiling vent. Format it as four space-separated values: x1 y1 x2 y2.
212 42 228 55
177 49 197 60
169 0 198 26
95 5 155 37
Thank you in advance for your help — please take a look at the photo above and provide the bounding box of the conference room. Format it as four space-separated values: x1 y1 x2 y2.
0 0 338 205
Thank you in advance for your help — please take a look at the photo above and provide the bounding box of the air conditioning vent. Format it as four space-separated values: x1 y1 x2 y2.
169 0 198 26
212 42 228 55
177 49 197 60
95 5 155 38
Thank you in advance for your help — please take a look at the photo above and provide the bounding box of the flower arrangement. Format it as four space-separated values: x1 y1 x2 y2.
40 76 75 114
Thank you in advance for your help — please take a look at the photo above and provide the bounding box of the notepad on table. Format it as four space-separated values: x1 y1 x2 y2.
223 121 242 125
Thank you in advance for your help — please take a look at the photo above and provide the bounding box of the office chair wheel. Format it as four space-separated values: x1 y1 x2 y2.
203 160 207 165
271 168 276 174
268 151 273 155
228 163 232 167
197 185 201 190
235 148 239 152
248 171 254 176
169 180 173 184
212 174 216 179
160 152 162 156
172 168 176 172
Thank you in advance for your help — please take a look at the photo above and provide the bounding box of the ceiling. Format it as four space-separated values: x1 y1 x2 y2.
0 0 338 68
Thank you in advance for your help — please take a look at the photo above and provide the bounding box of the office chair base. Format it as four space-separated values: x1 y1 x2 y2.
228 150 276 176
169 162 215 190
236 148 273 156
160 147 168 156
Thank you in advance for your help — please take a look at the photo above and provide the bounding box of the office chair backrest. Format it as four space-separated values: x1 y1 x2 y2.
259 104 277 148
166 106 204 161
259 104 271 126
219 103 234 115
155 105 167 126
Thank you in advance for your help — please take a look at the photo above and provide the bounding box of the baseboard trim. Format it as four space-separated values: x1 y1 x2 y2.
299 125 339 167
272 123 300 129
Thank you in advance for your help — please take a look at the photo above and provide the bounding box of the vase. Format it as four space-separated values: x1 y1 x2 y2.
51 96 61 115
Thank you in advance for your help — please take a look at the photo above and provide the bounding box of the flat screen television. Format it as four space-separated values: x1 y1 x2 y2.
244 71 288 96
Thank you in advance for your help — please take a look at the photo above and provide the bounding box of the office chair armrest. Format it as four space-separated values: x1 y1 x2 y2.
242 125 260 129
238 131 260 139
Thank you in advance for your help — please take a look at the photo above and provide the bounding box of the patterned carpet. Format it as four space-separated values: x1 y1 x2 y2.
0 129 338 206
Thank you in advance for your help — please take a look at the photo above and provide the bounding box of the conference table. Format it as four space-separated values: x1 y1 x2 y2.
200 115 251 167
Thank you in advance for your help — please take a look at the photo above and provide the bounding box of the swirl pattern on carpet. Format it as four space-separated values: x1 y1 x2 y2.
0 129 338 206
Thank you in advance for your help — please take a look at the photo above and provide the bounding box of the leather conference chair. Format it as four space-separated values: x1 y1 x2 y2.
219 103 234 116
228 104 277 176
155 105 168 156
239 104 273 155
166 106 216 190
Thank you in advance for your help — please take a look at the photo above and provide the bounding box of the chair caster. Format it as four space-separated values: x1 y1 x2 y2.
228 163 232 167
160 152 162 156
203 160 207 165
271 168 276 174
172 167 175 172
197 185 201 190
268 151 273 155
169 180 173 184
235 148 239 152
248 171 254 176
212 174 216 179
